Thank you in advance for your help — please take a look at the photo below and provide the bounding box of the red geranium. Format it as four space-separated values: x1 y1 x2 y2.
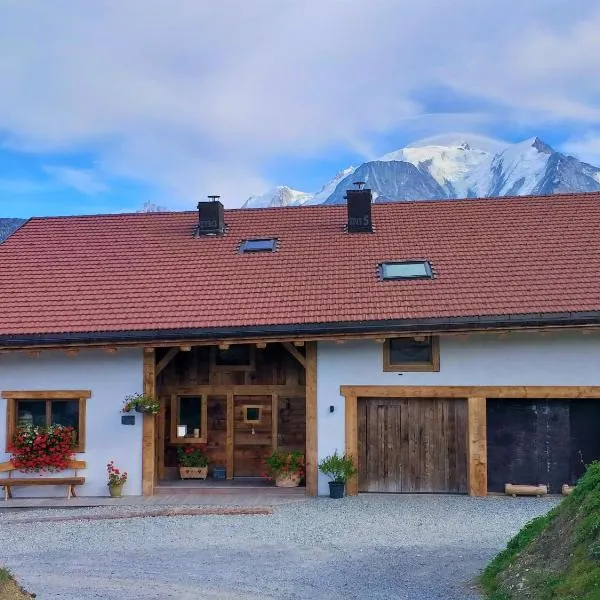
8 425 75 473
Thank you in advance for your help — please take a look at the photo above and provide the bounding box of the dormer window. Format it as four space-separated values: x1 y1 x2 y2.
380 260 433 280
240 238 277 253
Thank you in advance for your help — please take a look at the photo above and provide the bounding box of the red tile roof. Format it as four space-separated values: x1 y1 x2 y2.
1 193 600 341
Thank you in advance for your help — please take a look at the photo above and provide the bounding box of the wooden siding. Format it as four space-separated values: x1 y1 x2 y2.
358 398 468 493
156 344 307 481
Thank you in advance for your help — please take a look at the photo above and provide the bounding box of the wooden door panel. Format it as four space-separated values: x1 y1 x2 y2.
233 395 272 477
358 398 467 493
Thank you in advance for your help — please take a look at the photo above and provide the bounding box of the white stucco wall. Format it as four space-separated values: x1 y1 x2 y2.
0 348 144 497
316 331 600 495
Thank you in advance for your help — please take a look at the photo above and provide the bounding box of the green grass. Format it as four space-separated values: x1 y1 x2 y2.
480 461 600 599
0 568 12 583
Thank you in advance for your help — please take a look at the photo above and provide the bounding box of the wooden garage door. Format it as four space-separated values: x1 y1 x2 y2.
358 398 468 493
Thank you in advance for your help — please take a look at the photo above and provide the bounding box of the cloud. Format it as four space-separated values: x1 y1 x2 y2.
562 133 600 165
43 166 107 195
0 0 599 206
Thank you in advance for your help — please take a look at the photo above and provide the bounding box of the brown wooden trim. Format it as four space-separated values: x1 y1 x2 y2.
156 384 306 397
282 343 306 368
226 392 234 479
4 392 89 453
344 391 358 496
2 390 91 399
3 323 599 352
382 336 440 372
157 397 166 481
271 393 278 448
340 385 600 398
305 341 318 496
467 397 487 497
169 394 208 443
142 349 156 496
155 348 180 377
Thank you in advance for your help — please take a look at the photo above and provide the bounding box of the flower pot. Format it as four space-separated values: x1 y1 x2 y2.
179 466 208 480
108 484 123 498
275 473 301 488
328 481 345 499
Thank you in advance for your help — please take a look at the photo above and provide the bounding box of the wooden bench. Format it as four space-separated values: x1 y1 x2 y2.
0 460 86 501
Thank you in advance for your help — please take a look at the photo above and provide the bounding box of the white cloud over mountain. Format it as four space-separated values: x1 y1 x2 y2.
0 0 599 207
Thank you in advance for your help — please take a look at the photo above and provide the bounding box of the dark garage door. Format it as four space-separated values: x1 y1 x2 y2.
487 399 600 494
358 397 468 493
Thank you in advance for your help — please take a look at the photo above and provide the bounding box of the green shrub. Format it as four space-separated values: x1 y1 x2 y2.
318 451 356 483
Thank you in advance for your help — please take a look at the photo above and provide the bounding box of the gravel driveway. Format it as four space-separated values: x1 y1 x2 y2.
0 495 559 600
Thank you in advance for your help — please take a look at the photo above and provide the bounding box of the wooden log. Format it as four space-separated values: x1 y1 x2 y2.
505 483 548 497
562 484 575 496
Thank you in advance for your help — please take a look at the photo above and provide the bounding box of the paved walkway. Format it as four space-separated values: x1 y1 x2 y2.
0 494 560 600
0 487 304 510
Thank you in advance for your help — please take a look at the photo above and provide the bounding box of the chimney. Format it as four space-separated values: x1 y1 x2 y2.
197 195 225 235
345 182 373 233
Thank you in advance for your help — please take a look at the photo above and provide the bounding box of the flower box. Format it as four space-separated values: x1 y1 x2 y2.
275 473 301 488
179 466 208 480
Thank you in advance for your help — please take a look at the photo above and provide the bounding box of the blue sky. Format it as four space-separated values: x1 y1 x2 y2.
1 0 600 218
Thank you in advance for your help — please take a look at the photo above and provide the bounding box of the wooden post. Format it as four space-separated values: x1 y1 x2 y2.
467 396 487 496
142 348 156 496
226 391 234 479
271 393 278 449
345 392 358 496
305 342 318 496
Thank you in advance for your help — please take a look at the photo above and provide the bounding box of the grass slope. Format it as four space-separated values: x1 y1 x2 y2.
0 568 33 599
481 462 600 599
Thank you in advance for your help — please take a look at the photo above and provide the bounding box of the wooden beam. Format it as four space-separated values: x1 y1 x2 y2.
293 341 304 347
142 349 156 496
2 390 91 399
339 385 600 399
271 393 278 449
144 347 154 354
305 342 318 496
256 342 267 349
282 342 306 368
345 391 359 496
155 347 179 377
467 397 487 497
155 384 306 397
219 342 230 351
226 392 234 479
180 345 192 352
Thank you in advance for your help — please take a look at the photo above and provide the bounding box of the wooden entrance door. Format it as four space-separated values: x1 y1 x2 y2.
233 395 273 477
358 397 468 493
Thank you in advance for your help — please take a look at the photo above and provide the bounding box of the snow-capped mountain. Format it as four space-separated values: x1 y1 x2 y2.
243 136 600 207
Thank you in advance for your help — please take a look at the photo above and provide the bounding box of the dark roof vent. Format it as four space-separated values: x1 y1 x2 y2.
345 182 373 233
197 195 225 236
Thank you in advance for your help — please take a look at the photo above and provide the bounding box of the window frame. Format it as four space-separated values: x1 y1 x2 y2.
210 345 256 372
170 393 208 444
242 405 262 424
2 390 90 453
379 260 433 280
383 336 440 372
239 238 277 253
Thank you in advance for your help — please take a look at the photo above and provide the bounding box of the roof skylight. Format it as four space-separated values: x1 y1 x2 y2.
240 238 277 253
380 261 433 280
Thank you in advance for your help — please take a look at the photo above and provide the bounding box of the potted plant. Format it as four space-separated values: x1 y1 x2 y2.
121 393 160 415
8 424 75 472
177 445 209 480
319 451 357 498
106 460 128 497
264 450 305 487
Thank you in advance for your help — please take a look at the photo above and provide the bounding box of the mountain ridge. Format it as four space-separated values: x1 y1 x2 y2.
243 136 600 207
